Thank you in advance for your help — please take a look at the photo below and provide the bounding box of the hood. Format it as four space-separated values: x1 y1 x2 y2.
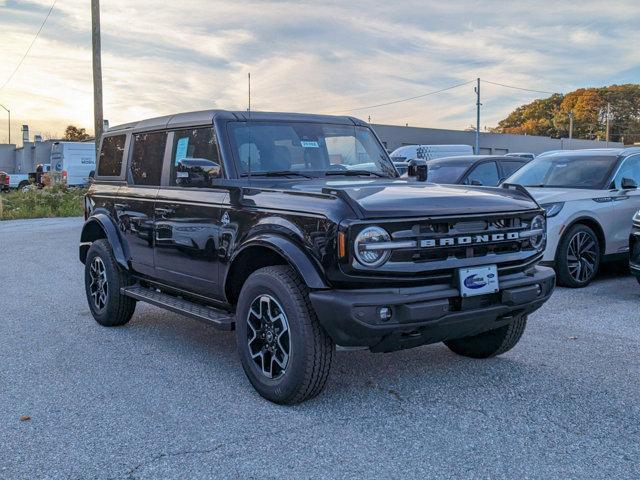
270 178 539 219
525 187 602 205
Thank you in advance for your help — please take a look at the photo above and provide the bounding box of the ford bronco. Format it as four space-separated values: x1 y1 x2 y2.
80 110 555 404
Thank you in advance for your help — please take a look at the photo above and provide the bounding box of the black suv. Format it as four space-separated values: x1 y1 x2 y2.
80 110 555 404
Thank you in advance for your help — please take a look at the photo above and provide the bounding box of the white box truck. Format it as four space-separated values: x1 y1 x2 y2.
390 144 474 162
50 142 96 187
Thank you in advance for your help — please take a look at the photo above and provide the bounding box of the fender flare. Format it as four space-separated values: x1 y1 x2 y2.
79 213 129 269
228 234 328 290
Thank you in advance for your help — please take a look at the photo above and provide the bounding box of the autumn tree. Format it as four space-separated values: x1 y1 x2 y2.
493 84 640 144
63 125 91 141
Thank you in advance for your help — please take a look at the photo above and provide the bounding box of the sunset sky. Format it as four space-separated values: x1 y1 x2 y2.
0 0 639 143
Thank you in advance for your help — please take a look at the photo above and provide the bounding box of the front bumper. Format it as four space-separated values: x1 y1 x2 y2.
309 265 555 353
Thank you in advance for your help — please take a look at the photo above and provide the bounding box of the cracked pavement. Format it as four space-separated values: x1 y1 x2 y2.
1 217 639 479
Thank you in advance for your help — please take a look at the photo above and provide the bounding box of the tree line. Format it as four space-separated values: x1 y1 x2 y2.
492 84 640 144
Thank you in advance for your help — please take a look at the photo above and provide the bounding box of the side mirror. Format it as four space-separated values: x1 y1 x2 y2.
176 159 221 187
621 177 638 190
407 159 428 182
470 179 483 186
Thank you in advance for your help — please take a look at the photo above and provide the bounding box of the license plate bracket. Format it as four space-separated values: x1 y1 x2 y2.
458 265 499 298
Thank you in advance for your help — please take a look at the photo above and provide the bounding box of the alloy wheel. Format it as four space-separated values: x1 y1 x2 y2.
566 231 598 283
246 294 290 379
89 257 109 311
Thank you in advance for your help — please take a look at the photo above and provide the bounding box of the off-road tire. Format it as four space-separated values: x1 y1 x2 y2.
18 181 30 192
84 239 136 327
235 265 334 404
555 223 600 288
444 315 527 358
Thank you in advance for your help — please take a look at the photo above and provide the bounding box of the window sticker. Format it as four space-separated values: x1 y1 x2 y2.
300 140 319 148
175 137 189 165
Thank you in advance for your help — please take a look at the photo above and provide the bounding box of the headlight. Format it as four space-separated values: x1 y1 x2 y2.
529 215 546 249
541 202 564 218
634 210 640 223
354 226 391 267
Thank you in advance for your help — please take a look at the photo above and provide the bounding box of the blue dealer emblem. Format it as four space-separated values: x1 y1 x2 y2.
464 274 488 289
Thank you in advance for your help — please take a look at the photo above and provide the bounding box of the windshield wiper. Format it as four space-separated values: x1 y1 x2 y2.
241 170 314 179
325 170 387 178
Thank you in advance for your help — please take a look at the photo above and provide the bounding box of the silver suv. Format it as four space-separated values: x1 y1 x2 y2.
506 147 640 287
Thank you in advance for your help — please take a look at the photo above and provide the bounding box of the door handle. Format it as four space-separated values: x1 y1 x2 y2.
155 207 175 215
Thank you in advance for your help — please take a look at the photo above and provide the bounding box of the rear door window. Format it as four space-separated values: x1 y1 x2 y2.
97 135 126 177
129 132 167 186
500 160 526 179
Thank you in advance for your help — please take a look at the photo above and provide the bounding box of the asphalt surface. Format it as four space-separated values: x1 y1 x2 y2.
1 217 638 480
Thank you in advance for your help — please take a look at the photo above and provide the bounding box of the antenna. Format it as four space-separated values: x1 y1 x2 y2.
247 72 252 179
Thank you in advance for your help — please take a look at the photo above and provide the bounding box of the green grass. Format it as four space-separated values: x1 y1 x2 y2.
0 184 86 220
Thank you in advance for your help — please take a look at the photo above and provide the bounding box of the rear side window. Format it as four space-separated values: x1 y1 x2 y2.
170 127 222 187
97 135 126 177
130 132 167 186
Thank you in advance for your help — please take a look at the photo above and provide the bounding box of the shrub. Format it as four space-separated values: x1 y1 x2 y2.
0 185 86 220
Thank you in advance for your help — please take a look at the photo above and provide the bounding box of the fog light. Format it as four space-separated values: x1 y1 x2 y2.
378 307 392 321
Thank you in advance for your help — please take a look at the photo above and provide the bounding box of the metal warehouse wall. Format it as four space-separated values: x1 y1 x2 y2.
371 124 623 155
0 141 55 174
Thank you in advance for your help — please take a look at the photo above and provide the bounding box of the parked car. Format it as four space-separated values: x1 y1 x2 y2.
505 147 640 287
80 110 555 404
390 144 474 162
505 152 535 161
50 141 96 187
427 155 530 186
6 173 30 191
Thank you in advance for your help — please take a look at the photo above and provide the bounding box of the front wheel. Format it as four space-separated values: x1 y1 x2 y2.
235 266 334 404
444 315 527 358
555 224 600 288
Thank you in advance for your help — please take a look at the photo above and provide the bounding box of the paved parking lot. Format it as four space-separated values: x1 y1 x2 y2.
1 217 639 479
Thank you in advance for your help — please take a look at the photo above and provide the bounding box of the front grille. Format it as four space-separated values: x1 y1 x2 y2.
350 211 543 276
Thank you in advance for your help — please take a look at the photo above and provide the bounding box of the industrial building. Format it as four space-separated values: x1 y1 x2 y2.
0 125 62 174
371 123 621 155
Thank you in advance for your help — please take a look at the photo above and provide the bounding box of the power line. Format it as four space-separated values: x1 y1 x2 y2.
335 80 475 113
482 79 556 95
0 0 57 92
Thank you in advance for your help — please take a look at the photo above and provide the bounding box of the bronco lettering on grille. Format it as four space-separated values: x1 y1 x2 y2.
419 231 520 248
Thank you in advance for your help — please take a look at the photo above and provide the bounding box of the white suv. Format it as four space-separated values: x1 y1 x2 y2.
505 148 640 287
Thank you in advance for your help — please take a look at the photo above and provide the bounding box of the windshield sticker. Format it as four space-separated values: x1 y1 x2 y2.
175 137 189 165
300 140 319 148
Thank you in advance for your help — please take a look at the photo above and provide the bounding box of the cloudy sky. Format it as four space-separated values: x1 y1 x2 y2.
0 0 639 142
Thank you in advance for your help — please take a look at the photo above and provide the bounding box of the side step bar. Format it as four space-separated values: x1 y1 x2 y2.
121 285 234 330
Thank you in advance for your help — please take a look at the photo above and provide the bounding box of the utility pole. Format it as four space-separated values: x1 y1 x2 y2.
568 111 573 149
91 0 103 157
605 102 611 147
0 104 10 144
474 78 481 154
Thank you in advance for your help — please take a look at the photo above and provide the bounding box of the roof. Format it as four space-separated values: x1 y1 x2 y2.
539 147 640 158
108 109 365 133
429 155 511 166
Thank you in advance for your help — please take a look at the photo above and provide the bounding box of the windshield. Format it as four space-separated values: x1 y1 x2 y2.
507 155 618 189
228 122 397 178
427 163 468 184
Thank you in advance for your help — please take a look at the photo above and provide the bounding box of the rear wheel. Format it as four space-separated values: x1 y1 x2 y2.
556 224 600 288
444 315 527 358
235 266 334 404
18 181 30 192
84 239 136 326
